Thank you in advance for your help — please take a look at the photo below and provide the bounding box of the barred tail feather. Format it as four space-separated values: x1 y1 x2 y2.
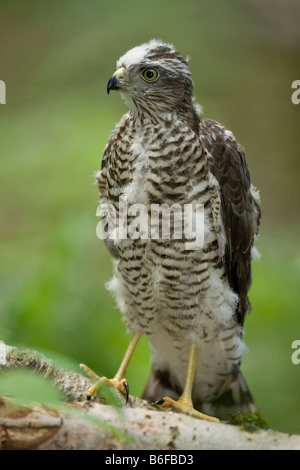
200 372 258 420
143 368 257 420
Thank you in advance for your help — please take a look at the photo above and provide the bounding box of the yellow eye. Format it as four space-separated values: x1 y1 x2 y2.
142 68 159 82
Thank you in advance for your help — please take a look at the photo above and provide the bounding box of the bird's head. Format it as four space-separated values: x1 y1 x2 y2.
107 40 195 118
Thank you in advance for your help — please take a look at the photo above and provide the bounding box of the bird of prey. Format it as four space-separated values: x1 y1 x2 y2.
81 40 261 421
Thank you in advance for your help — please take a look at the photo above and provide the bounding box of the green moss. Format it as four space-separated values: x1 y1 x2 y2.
228 412 269 432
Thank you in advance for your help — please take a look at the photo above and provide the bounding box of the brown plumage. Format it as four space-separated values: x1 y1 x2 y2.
200 119 261 326
93 40 261 420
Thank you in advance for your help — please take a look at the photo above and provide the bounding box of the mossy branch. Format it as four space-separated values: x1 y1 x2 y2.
0 344 299 450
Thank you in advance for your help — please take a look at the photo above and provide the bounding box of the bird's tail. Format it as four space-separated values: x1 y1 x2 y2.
199 372 258 420
143 368 257 421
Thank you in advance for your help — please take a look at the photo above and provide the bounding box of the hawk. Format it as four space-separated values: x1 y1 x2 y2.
81 40 261 421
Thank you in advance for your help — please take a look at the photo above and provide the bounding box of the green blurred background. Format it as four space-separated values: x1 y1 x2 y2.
0 0 300 435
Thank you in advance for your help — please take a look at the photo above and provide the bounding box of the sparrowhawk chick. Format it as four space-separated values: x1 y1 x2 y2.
82 40 261 421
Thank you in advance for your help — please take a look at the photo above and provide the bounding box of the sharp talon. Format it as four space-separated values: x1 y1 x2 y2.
154 398 165 406
123 381 129 405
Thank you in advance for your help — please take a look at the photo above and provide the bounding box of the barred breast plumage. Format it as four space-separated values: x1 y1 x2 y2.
95 40 260 419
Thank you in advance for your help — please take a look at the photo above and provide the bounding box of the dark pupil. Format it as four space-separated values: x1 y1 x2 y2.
146 70 154 79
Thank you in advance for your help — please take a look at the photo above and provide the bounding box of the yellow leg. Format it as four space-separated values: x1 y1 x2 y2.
155 344 219 423
80 333 142 402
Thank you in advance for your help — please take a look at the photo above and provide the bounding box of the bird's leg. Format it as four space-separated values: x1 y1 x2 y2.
80 333 142 403
154 344 219 422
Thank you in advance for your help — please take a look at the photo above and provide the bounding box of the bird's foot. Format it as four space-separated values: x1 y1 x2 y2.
80 363 129 403
154 396 219 423
87 376 129 403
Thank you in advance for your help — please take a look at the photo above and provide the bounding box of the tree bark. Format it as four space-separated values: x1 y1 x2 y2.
0 343 299 450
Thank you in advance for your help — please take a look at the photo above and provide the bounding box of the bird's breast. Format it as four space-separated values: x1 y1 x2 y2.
106 115 236 344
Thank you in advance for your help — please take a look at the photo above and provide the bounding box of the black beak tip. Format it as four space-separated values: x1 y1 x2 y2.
107 75 120 95
107 79 112 95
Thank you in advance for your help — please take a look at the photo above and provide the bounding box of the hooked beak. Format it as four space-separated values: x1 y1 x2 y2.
107 66 125 94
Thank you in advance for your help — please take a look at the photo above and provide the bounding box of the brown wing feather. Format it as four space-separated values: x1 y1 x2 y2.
200 119 261 326
97 135 120 259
